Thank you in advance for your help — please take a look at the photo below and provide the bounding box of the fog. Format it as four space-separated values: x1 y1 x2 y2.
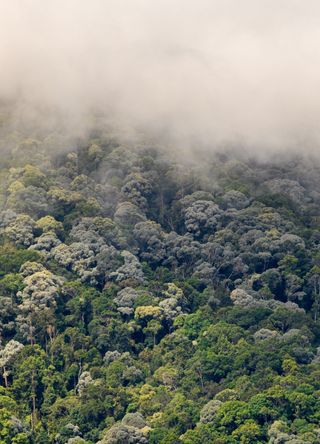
1 0 320 155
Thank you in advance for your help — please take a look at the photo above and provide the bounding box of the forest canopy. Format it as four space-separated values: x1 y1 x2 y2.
0 118 318 443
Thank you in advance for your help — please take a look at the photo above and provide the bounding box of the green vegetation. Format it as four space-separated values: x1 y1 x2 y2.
0 124 319 443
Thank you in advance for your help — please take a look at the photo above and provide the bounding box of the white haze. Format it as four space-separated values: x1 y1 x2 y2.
1 0 320 155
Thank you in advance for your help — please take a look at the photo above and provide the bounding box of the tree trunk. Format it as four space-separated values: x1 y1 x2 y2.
29 317 34 346
2 366 8 388
31 367 37 431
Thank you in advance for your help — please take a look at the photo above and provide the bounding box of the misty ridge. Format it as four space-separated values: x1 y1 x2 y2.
1 0 320 158
2 3 320 444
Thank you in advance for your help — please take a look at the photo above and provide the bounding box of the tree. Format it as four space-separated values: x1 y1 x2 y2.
3 215 35 247
12 346 48 431
97 423 148 444
0 340 24 387
16 266 63 344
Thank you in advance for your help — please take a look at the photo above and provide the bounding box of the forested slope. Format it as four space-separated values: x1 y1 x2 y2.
0 123 319 443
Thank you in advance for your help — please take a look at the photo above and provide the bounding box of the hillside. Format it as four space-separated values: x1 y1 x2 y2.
0 124 318 443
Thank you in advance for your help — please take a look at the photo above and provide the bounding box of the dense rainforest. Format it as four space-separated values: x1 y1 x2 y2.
0 117 319 444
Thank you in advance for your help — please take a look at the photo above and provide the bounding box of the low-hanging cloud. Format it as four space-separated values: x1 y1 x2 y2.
1 0 320 155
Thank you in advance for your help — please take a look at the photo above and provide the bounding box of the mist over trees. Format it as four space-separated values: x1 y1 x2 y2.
0 116 318 443
3 1 320 155
1 1 320 443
